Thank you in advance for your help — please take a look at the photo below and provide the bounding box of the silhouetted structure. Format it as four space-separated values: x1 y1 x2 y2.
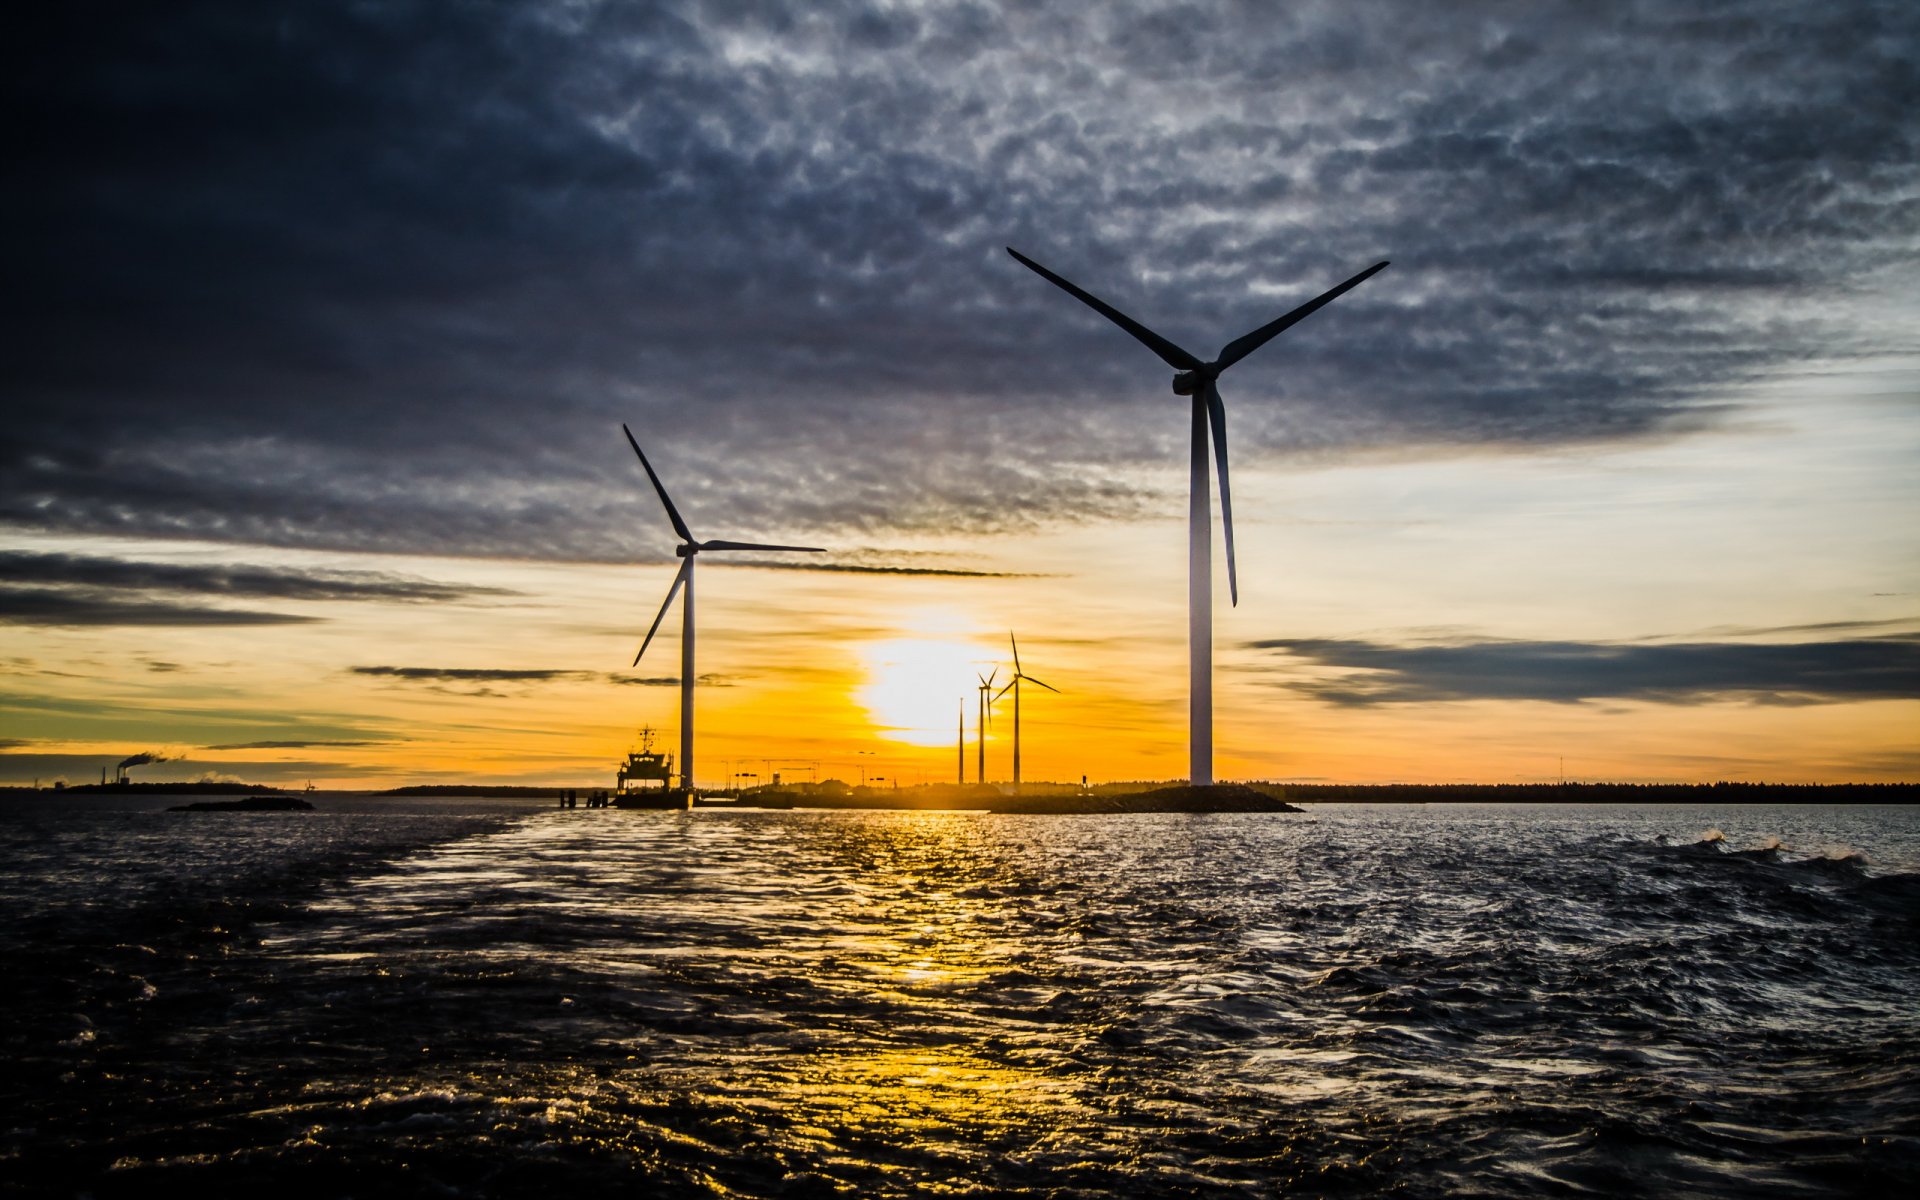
993 631 1058 793
611 727 684 808
1008 247 1386 786
622 424 822 793
975 667 999 784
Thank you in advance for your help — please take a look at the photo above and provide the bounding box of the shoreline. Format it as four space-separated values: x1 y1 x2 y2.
6 781 1915 808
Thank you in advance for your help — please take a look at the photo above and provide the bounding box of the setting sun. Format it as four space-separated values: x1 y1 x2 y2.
853 609 1002 748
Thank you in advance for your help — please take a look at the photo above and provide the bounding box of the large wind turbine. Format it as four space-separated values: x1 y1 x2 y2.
1007 248 1387 786
994 632 1058 792
624 424 822 791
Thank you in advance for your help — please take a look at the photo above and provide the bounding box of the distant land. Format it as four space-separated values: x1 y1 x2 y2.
1257 781 1920 804
7 781 1915 807
52 781 284 795
382 785 572 797
386 780 1920 807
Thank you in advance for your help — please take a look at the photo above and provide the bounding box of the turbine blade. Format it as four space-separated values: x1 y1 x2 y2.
1021 673 1060 694
622 424 694 543
1006 247 1203 372
1207 383 1238 607
1009 631 1022 675
1214 261 1389 373
995 681 1015 701
698 540 825 553
634 558 691 666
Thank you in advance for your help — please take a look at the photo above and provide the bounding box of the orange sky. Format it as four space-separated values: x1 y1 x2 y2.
6 371 1916 789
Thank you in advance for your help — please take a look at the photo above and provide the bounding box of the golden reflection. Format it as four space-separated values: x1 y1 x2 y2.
782 1045 1077 1141
775 813 1085 1139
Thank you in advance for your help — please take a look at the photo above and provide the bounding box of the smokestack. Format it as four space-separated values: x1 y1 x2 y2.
116 751 173 783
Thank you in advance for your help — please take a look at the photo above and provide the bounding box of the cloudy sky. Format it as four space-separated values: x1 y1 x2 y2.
5 0 1916 787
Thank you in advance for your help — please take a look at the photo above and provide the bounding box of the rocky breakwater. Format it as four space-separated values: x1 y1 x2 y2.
167 795 316 813
987 784 1304 814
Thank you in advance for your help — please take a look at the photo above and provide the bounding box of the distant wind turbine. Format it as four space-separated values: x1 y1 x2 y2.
623 424 822 791
975 667 999 784
1007 247 1387 786
994 632 1057 793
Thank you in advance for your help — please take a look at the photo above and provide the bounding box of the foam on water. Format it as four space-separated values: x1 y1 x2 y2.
2 798 1917 1196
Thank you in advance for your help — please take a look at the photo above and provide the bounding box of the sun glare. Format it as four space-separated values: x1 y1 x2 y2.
856 616 993 747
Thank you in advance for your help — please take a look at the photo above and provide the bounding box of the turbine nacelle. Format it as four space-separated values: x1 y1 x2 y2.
1171 367 1216 396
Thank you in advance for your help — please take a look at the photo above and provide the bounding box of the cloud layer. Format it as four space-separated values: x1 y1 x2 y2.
350 665 720 695
1252 633 1920 706
7 1 1916 559
0 551 509 625
0 588 322 627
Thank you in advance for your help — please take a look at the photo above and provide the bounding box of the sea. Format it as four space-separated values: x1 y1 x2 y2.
2 796 1916 1198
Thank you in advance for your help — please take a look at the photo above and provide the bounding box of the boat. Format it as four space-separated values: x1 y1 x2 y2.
611 728 692 810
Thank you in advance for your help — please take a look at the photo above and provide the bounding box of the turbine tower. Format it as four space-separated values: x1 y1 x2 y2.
994 632 1057 793
975 667 998 784
1007 248 1387 786
624 424 822 791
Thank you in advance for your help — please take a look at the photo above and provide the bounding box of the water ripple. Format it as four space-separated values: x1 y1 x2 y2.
3 801 1917 1196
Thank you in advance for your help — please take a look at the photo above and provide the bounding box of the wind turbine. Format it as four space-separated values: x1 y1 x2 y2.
1007 247 1387 786
975 667 999 784
623 423 822 791
994 632 1058 792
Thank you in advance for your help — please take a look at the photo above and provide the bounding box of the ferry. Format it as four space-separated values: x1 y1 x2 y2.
611 728 692 809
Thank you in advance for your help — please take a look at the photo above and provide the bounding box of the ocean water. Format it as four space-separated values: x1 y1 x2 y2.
2 797 1916 1197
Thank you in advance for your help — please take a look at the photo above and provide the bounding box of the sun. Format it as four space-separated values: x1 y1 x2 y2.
855 612 995 748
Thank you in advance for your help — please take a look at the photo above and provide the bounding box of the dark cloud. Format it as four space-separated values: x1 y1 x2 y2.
0 552 513 603
204 740 391 750
351 667 584 683
1702 617 1920 638
0 754 125 784
351 666 725 690
0 551 509 626
730 561 1024 578
607 673 730 687
0 586 321 627
0 753 381 785
0 691 395 750
1250 634 1920 707
5 1 1915 558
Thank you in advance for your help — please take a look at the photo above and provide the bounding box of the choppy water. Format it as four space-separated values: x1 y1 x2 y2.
3 797 1917 1197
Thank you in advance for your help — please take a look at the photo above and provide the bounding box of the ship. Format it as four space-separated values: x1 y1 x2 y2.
611 727 692 809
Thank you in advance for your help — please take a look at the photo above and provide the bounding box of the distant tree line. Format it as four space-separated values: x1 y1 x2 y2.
1241 780 1919 804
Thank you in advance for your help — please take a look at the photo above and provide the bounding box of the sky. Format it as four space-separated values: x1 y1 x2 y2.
4 0 1917 788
